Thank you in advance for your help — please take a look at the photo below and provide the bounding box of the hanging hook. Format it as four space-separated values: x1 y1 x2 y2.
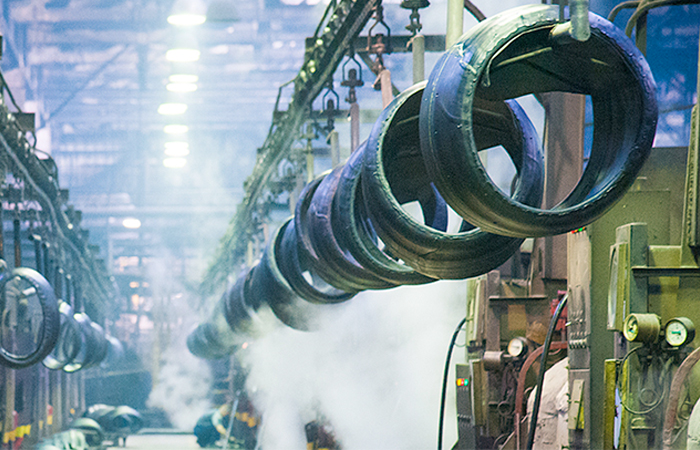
341 48 364 87
367 2 392 65
321 80 340 133
400 0 429 36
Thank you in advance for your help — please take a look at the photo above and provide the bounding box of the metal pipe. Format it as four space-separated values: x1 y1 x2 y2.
663 346 700 449
13 208 21 268
379 69 393 108
446 0 464 48
350 102 360 152
569 0 591 41
329 130 340 168
412 34 425 83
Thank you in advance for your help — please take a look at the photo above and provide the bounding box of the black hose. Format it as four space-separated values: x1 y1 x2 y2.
438 317 467 450
526 294 568 450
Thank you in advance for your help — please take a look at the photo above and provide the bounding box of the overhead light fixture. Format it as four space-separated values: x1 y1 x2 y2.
166 48 200 62
164 141 190 157
158 103 188 115
167 82 198 92
169 74 199 83
168 0 207 26
168 14 206 26
164 124 189 134
163 157 187 168
122 218 142 229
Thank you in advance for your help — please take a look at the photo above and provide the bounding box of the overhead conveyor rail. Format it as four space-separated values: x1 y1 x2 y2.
201 0 381 295
0 94 115 314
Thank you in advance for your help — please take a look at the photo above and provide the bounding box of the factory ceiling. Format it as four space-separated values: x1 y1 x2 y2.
0 0 327 277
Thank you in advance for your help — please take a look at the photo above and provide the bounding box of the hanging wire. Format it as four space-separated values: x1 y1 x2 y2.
526 294 568 450
438 317 467 450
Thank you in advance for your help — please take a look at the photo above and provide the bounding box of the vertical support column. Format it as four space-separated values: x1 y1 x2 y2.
567 229 592 449
2 366 13 449
542 93 585 281
350 102 360 153
411 34 425 84
445 0 464 48
50 370 61 432
379 70 393 108
329 130 340 168
79 372 86 414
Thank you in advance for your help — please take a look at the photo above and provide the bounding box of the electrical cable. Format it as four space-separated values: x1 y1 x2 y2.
525 294 567 450
624 0 700 36
615 346 669 415
438 317 466 450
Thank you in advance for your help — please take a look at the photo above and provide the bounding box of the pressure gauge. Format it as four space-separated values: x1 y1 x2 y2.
664 317 695 347
622 313 661 343
507 337 528 358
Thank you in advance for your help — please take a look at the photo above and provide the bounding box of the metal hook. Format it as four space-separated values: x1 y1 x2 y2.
341 49 364 86
322 81 340 115
367 3 391 56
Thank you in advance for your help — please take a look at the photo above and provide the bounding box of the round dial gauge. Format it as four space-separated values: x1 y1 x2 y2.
664 317 695 347
622 313 661 343
507 337 528 358
623 315 639 342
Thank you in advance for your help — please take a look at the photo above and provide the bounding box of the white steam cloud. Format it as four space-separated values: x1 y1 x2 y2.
148 334 213 430
241 280 467 450
145 254 214 431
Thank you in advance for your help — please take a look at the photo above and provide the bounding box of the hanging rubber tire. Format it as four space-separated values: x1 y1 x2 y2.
276 218 356 305
249 221 341 331
43 301 82 370
332 141 438 286
294 175 364 293
82 321 109 369
306 166 398 291
223 267 267 336
100 334 124 368
420 4 657 237
0 267 60 369
362 82 543 279
62 312 91 372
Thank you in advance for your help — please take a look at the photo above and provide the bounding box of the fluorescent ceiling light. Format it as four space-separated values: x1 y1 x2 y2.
167 14 206 26
122 217 142 229
164 142 190 157
166 48 200 62
169 74 199 83
164 124 189 134
165 141 189 149
163 157 188 168
158 103 188 115
167 82 198 92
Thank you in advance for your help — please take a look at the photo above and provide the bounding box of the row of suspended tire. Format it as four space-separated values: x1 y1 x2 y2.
0 266 123 370
188 5 658 359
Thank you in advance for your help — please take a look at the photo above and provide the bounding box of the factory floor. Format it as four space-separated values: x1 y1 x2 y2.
106 431 201 449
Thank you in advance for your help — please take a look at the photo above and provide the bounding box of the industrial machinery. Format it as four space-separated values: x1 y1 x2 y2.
0 45 132 448
187 0 700 449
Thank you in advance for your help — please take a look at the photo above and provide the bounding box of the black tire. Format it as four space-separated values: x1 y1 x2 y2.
43 301 82 370
420 5 657 237
362 83 542 279
305 166 397 291
276 218 356 305
0 267 61 369
332 141 437 286
249 222 343 331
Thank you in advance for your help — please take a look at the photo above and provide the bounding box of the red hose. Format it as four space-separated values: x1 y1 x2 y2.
663 346 700 449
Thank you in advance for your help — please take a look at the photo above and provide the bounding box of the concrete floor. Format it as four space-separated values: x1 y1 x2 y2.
106 433 201 450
